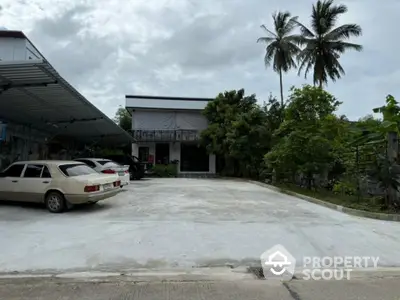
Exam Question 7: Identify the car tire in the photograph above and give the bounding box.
[88,201,98,205]
[45,191,66,213]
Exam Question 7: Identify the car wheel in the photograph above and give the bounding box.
[88,201,98,205]
[45,191,66,213]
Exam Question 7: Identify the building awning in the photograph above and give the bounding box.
[0,60,133,146]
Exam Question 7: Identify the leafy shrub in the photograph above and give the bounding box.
[152,164,178,177]
[332,181,356,195]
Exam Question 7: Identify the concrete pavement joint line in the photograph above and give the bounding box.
[249,180,400,222]
[283,282,302,300]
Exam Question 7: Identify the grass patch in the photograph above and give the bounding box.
[273,183,398,214]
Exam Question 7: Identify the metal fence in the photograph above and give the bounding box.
[132,130,201,142]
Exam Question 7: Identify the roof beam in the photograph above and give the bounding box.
[48,117,104,125]
[0,81,58,92]
[74,133,130,138]
[0,114,55,135]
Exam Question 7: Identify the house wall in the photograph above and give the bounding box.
[129,106,214,174]
[25,40,42,60]
[0,37,43,61]
[131,110,208,130]
[133,141,215,174]
[0,38,26,61]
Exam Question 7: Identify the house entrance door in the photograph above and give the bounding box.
[155,143,169,164]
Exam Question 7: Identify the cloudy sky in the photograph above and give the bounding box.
[0,0,397,120]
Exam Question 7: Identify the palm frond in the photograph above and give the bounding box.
[311,1,322,34]
[257,37,275,44]
[260,25,277,38]
[273,11,291,36]
[325,24,362,40]
[324,3,347,32]
[284,34,308,46]
[281,51,297,72]
[258,11,302,76]
[282,16,299,35]
[311,0,347,36]
[328,41,363,53]
[296,0,362,86]
[264,42,277,68]
[297,48,315,78]
[322,50,346,84]
[293,20,315,38]
[285,41,302,55]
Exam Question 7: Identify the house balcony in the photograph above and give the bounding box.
[132,129,202,142]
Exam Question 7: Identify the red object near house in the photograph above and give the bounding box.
[148,155,154,163]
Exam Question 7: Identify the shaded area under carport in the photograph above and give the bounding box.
[0,59,133,147]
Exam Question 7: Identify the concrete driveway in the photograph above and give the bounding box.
[0,178,400,273]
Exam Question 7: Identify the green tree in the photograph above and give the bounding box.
[295,0,362,87]
[227,106,270,178]
[263,94,285,132]
[113,106,131,132]
[201,89,270,178]
[257,11,302,105]
[265,85,341,187]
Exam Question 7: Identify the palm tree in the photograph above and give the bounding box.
[295,0,363,88]
[257,11,302,106]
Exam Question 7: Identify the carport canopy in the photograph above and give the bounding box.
[0,59,133,146]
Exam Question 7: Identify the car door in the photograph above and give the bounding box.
[18,164,51,203]
[0,164,26,201]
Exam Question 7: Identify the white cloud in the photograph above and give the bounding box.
[0,0,397,120]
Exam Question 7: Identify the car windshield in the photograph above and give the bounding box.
[59,164,98,177]
[97,160,114,166]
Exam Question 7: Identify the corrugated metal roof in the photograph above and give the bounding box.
[0,60,133,146]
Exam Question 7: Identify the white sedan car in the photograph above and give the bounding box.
[0,160,121,213]
[74,158,130,186]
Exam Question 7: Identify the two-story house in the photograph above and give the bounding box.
[125,95,216,176]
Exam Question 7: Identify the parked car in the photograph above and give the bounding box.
[0,160,121,213]
[74,158,130,186]
[103,154,146,180]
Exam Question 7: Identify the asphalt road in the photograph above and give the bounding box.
[0,178,400,274]
[1,273,400,300]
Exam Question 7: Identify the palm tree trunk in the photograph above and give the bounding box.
[279,68,284,106]
[319,79,323,89]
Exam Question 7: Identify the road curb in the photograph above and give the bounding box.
[249,180,400,222]
[0,267,255,282]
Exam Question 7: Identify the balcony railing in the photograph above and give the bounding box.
[132,130,201,142]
